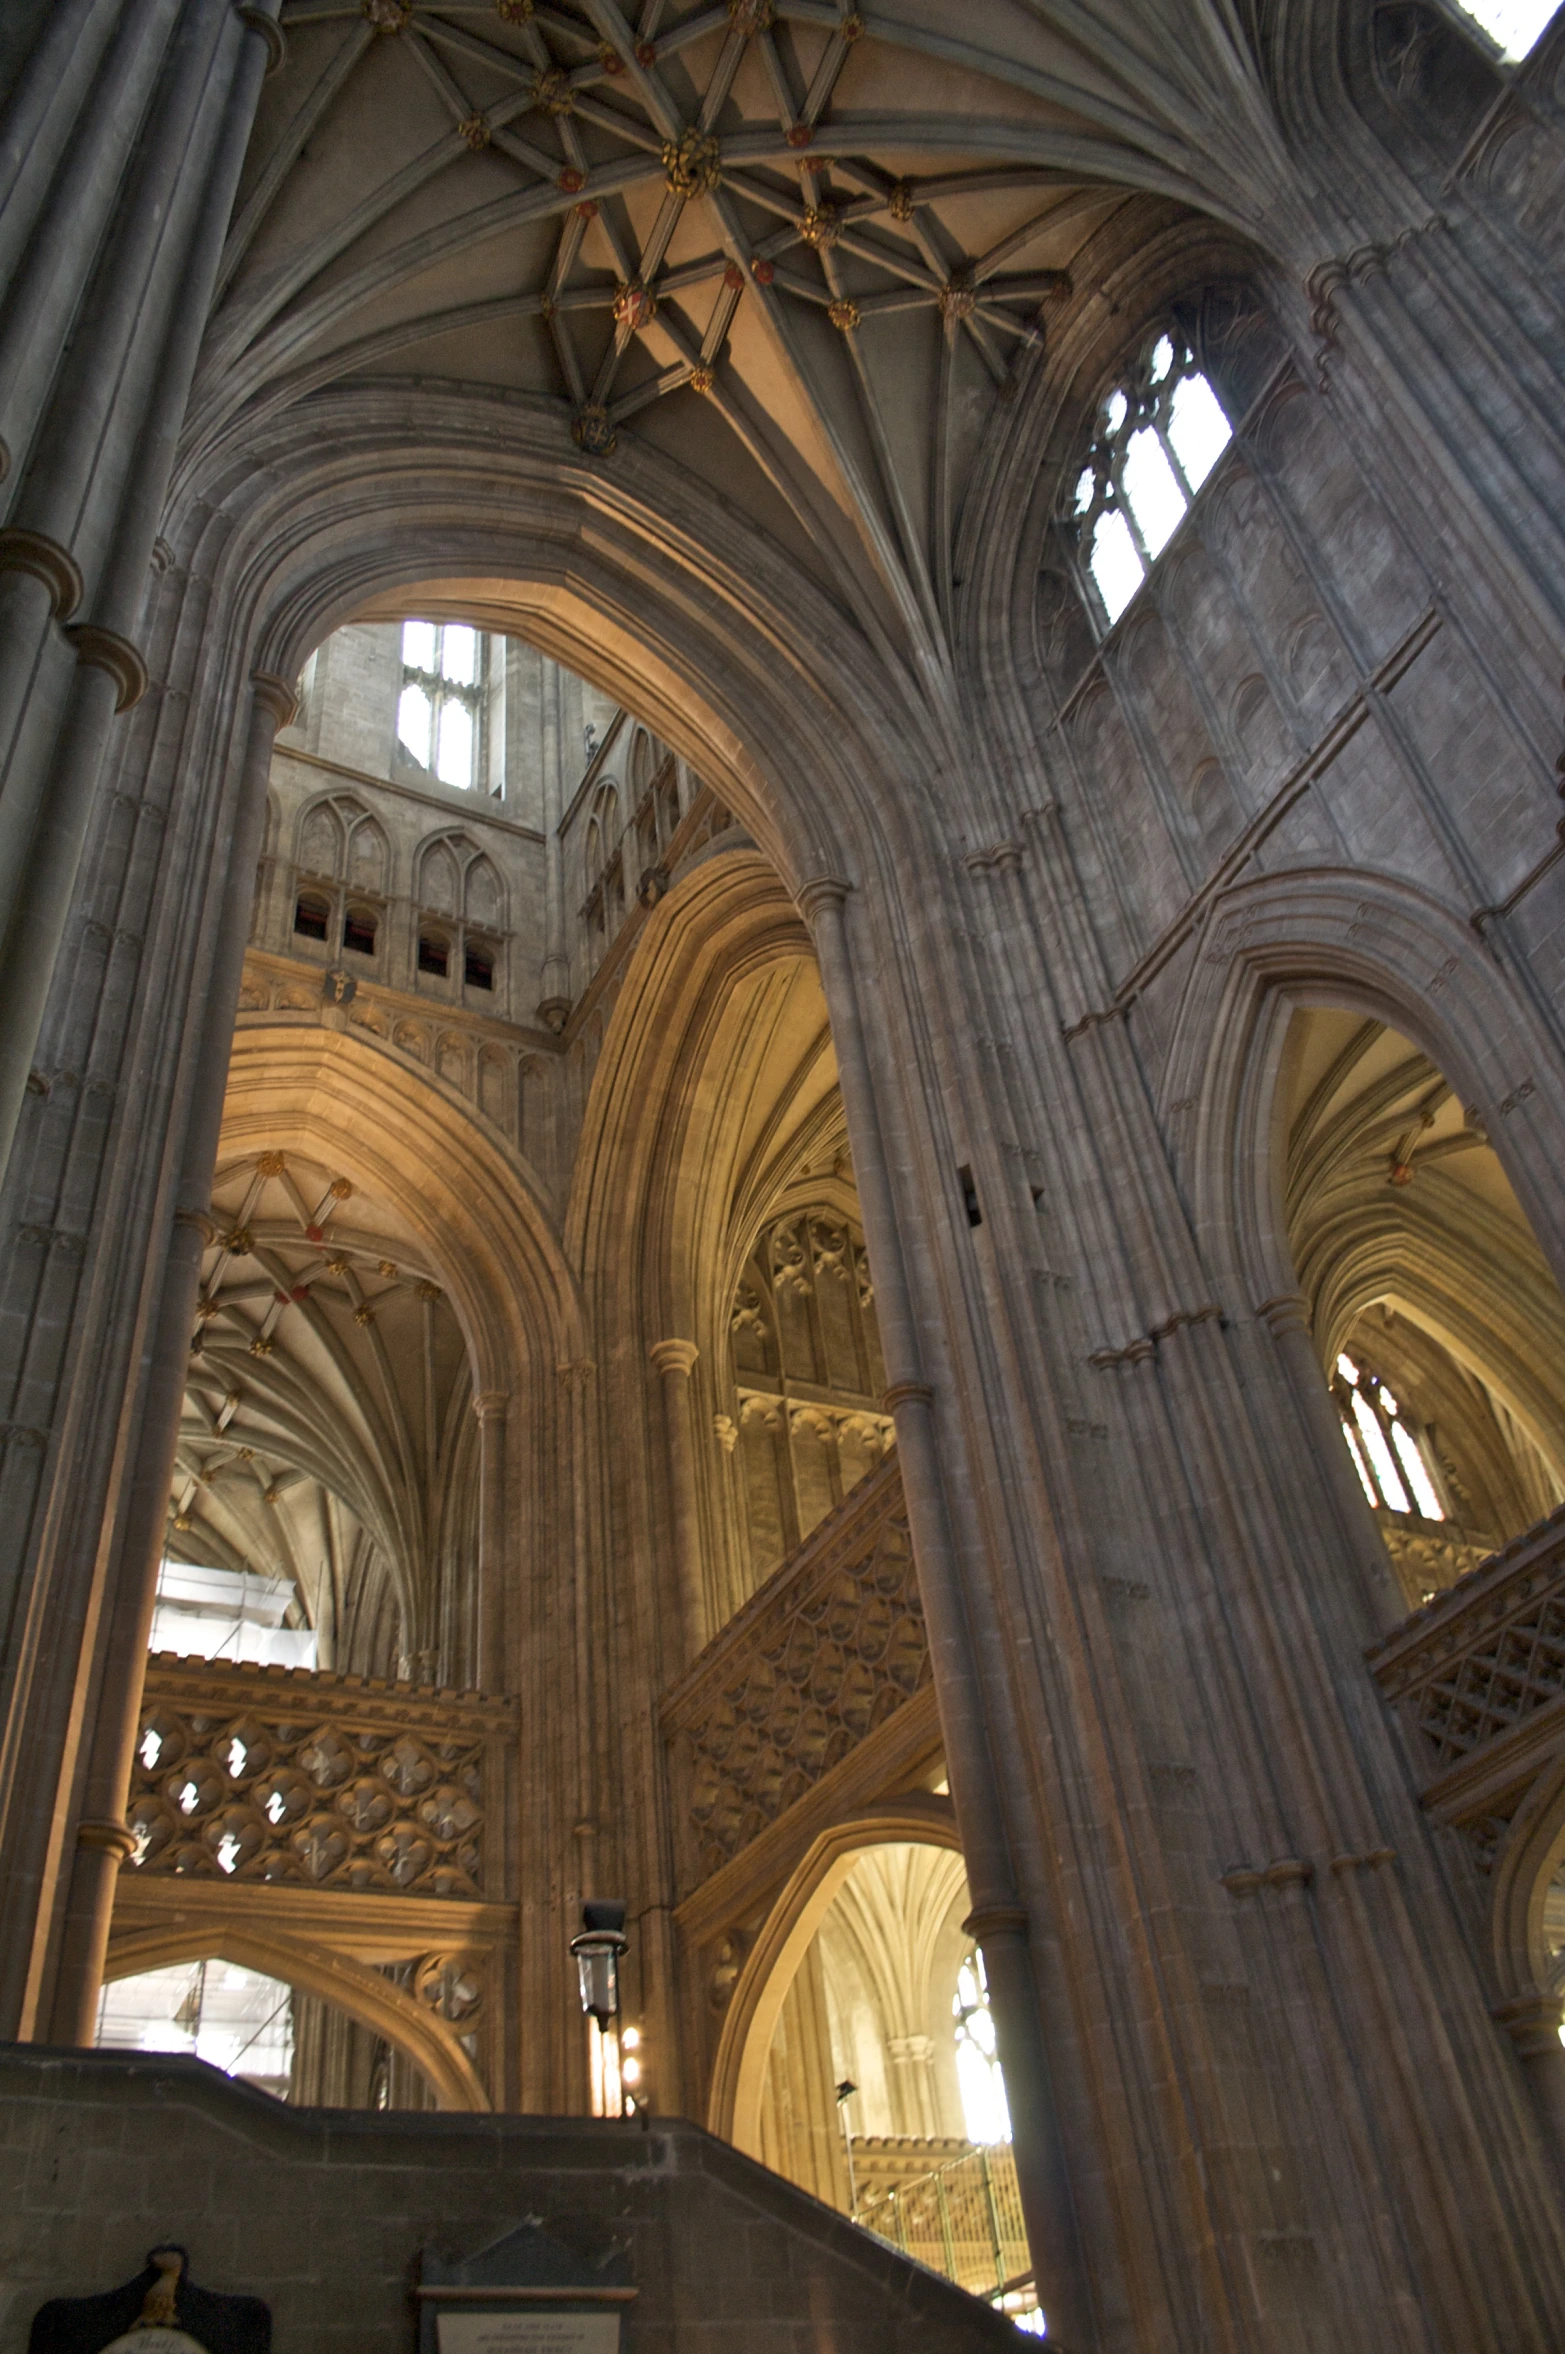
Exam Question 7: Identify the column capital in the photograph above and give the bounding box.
[795,874,852,930]
[68,624,148,713]
[250,669,299,726]
[1255,1292,1311,1339]
[235,2,288,73]
[962,1903,1030,1944]
[0,525,82,619]
[882,1379,935,1414]
[472,1389,510,1423]
[1492,1989,1565,2058]
[76,1819,137,1865]
[650,1337,699,1377]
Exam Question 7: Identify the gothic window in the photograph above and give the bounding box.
[952,1948,1011,2145]
[1333,1352,1447,1521]
[397,619,485,789]
[1067,331,1233,627]
[465,854,503,930]
[418,837,460,917]
[418,930,450,977]
[298,801,344,878]
[464,941,495,990]
[293,891,330,941]
[347,815,388,891]
[342,906,378,957]
[1452,0,1555,59]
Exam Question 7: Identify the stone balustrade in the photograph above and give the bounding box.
[127,1654,518,1899]
[661,1453,928,1885]
[1366,1503,1565,1806]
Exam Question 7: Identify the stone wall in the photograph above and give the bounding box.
[0,2047,1015,2354]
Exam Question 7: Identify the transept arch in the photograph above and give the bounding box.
[705,1796,964,2154]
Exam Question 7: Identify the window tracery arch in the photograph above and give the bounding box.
[1333,1351,1448,1524]
[397,619,487,791]
[1064,330,1234,628]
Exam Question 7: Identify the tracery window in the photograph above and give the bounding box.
[1067,331,1233,627]
[1333,1352,1447,1521]
[397,619,485,790]
[952,1947,1011,2146]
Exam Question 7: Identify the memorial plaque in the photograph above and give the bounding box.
[417,2223,633,2354]
[29,2247,268,2354]
[437,2318,620,2354]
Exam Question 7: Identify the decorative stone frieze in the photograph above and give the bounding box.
[662,1455,922,1875]
[126,1655,517,1900]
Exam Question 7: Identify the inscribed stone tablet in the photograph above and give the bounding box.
[436,2318,620,2354]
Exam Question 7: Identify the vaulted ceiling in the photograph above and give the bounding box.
[175,1147,474,1667]
[195,0,1312,667]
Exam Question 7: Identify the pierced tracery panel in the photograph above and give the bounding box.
[1368,1504,1565,1774]
[127,1657,516,1900]
[664,1456,923,1876]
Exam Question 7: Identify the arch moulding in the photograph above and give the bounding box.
[1155,865,1565,1307]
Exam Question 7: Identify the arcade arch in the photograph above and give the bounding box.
[1278,1004,1565,1606]
[97,1932,484,2111]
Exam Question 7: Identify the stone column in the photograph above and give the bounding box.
[797,874,1095,2350]
[537,660,571,1030]
[48,671,295,2045]
[0,0,282,1178]
[1493,1994,1565,2183]
[650,1339,707,1661]
[474,1391,510,1695]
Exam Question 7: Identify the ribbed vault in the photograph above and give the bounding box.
[190,0,1323,671]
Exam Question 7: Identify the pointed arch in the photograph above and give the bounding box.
[704,1794,962,2151]
[417,835,462,917]
[1158,866,1565,1311]
[102,1923,487,2110]
[296,797,346,880]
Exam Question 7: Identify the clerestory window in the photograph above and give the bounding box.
[1332,1352,1447,1521]
[397,619,485,790]
[1068,331,1232,628]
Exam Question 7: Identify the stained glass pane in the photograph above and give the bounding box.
[1089,509,1144,623]
[1123,426,1188,557]
[1391,1421,1444,1520]
[1342,1421,1378,1507]
[397,683,432,766]
[1352,1390,1410,1512]
[402,619,436,672]
[436,697,474,787]
[1166,371,1232,491]
[441,624,479,685]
